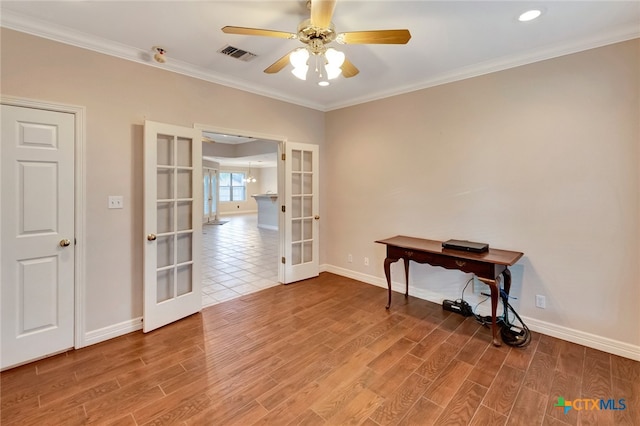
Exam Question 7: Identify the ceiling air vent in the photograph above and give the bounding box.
[218,45,257,62]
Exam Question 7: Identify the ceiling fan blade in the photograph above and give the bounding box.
[222,26,296,39]
[264,50,295,74]
[338,29,411,44]
[310,0,337,29]
[341,58,359,78]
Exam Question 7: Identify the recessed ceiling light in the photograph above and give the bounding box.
[518,9,542,22]
[318,81,330,87]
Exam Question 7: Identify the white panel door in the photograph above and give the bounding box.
[1,105,75,369]
[283,142,319,284]
[143,121,202,333]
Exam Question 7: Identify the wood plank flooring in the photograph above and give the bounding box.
[2,273,638,425]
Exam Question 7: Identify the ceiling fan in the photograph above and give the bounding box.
[221,0,411,83]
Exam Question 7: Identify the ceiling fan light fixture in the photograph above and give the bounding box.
[324,48,344,80]
[325,48,345,67]
[290,47,310,80]
[290,48,309,69]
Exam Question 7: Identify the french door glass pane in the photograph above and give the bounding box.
[157,134,173,166]
[157,269,174,303]
[157,202,174,234]
[177,233,193,264]
[292,150,301,172]
[292,173,302,195]
[177,201,192,231]
[157,235,174,268]
[303,241,312,262]
[177,170,192,198]
[177,265,193,296]
[302,196,312,217]
[176,137,192,167]
[292,242,302,265]
[292,197,301,219]
[157,169,173,199]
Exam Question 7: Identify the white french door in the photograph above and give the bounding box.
[1,105,75,369]
[143,121,202,333]
[203,167,218,223]
[282,142,320,284]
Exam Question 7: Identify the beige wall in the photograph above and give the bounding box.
[325,39,640,348]
[0,28,324,333]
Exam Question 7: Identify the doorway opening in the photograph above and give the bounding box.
[199,130,281,307]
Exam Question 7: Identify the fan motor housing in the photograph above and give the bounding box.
[297,19,336,44]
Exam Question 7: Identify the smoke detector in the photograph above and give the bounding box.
[152,46,167,64]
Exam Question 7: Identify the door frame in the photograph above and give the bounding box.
[1,95,87,349]
[194,123,287,283]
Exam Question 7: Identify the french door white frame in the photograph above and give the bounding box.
[1,95,87,350]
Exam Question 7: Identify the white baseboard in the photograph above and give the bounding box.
[323,264,640,361]
[83,317,143,347]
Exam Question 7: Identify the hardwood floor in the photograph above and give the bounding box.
[2,273,638,425]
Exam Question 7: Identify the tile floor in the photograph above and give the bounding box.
[201,213,280,307]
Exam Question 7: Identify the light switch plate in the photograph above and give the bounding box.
[108,195,124,209]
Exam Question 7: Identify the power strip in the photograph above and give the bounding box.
[442,299,473,317]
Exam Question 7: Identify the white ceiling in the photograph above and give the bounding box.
[2,1,639,112]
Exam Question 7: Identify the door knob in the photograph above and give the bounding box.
[147,234,157,241]
[59,239,71,247]
[314,215,320,220]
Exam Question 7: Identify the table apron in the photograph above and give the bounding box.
[387,246,506,281]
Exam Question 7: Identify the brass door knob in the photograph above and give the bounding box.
[314,215,320,220]
[147,234,157,241]
[59,239,71,247]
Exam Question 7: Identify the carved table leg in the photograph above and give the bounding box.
[403,258,410,297]
[479,276,502,347]
[384,257,399,309]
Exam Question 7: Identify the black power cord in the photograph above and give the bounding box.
[498,288,531,347]
[462,277,531,348]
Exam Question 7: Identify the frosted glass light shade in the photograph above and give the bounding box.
[290,48,310,68]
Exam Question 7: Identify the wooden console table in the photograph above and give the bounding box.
[376,235,523,346]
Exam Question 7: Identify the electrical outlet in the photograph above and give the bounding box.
[108,195,123,209]
[364,257,369,266]
[348,254,353,263]
[536,294,546,309]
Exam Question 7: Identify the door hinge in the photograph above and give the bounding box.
[281,257,286,264]
[281,205,286,213]
[281,153,286,161]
